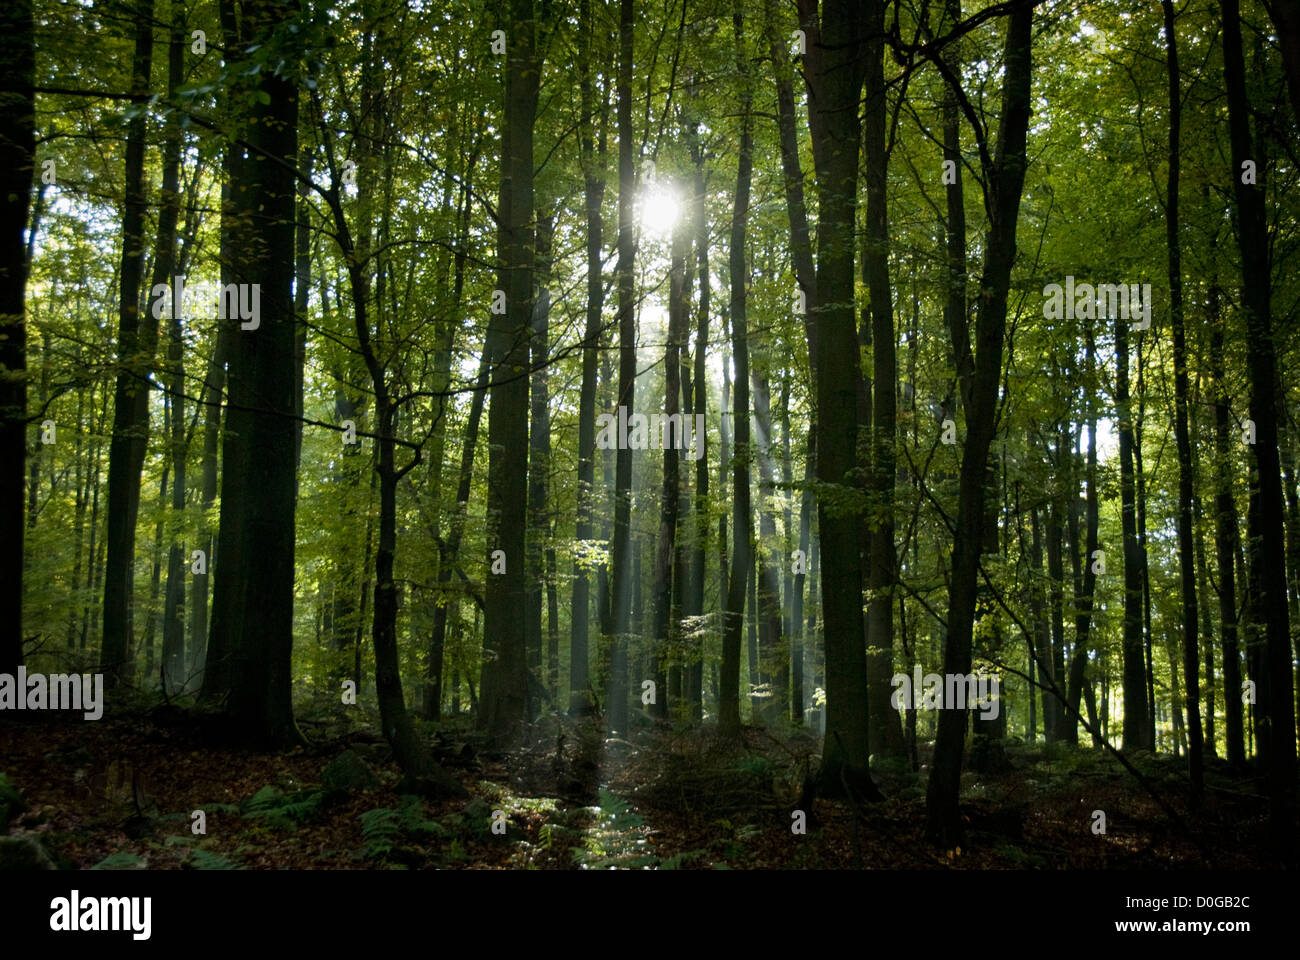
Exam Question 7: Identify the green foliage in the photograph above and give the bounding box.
[358,807,400,859]
[241,785,322,831]
[572,789,659,870]
[91,851,146,870]
[658,848,708,870]
[185,848,241,870]
[358,796,446,862]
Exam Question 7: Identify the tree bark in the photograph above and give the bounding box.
[0,0,34,675]
[863,2,904,757]
[926,0,1033,847]
[526,211,555,719]
[652,206,689,721]
[480,0,541,744]
[571,0,606,715]
[1163,0,1202,794]
[211,0,302,747]
[102,0,157,687]
[720,1,754,741]
[1117,282,1150,751]
[606,0,636,737]
[800,0,875,794]
[1220,0,1296,844]
[157,1,187,696]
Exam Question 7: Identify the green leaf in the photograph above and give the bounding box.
[91,851,146,870]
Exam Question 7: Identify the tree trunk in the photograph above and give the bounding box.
[652,206,689,721]
[210,0,302,747]
[1163,0,1202,793]
[102,0,157,687]
[526,211,555,719]
[800,0,875,794]
[1221,0,1296,844]
[926,0,1033,847]
[606,0,636,737]
[571,0,606,715]
[719,0,754,741]
[686,107,709,723]
[1066,318,1100,744]
[1117,287,1150,750]
[863,5,904,757]
[1045,474,1067,739]
[752,362,784,722]
[157,1,187,697]
[0,0,34,674]
[480,0,540,744]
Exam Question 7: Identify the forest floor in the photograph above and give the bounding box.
[0,698,1280,869]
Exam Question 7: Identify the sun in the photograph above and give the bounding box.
[638,182,681,238]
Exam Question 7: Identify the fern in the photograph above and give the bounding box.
[572,789,659,869]
[186,848,241,870]
[396,795,445,838]
[658,848,708,870]
[91,851,146,870]
[359,807,400,859]
[241,785,321,831]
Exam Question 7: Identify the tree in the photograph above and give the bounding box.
[719,0,754,741]
[926,0,1033,847]
[480,0,542,744]
[571,0,607,716]
[206,0,303,747]
[1162,0,1202,796]
[0,0,34,675]
[1220,0,1296,848]
[800,0,873,792]
[101,0,156,687]
[606,0,637,737]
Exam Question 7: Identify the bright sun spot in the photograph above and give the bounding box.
[638,183,680,238]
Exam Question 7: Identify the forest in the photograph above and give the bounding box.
[0,0,1297,875]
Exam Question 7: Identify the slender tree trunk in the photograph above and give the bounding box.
[719,0,754,741]
[189,324,226,692]
[102,0,157,686]
[717,314,731,722]
[652,208,689,721]
[926,0,1033,846]
[571,0,606,715]
[526,211,555,719]
[747,548,759,717]
[752,362,784,722]
[83,394,108,651]
[1030,498,1053,739]
[0,0,34,674]
[201,0,251,705]
[781,377,801,724]
[480,0,541,743]
[1163,0,1202,792]
[863,5,904,757]
[686,109,709,723]
[1045,475,1067,739]
[157,1,187,696]
[1209,273,1245,766]
[606,0,636,737]
[1135,338,1156,751]
[1221,0,1296,844]
[1117,293,1150,750]
[423,138,479,719]
[1195,490,1217,757]
[799,0,876,794]
[1066,319,1100,744]
[769,14,818,726]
